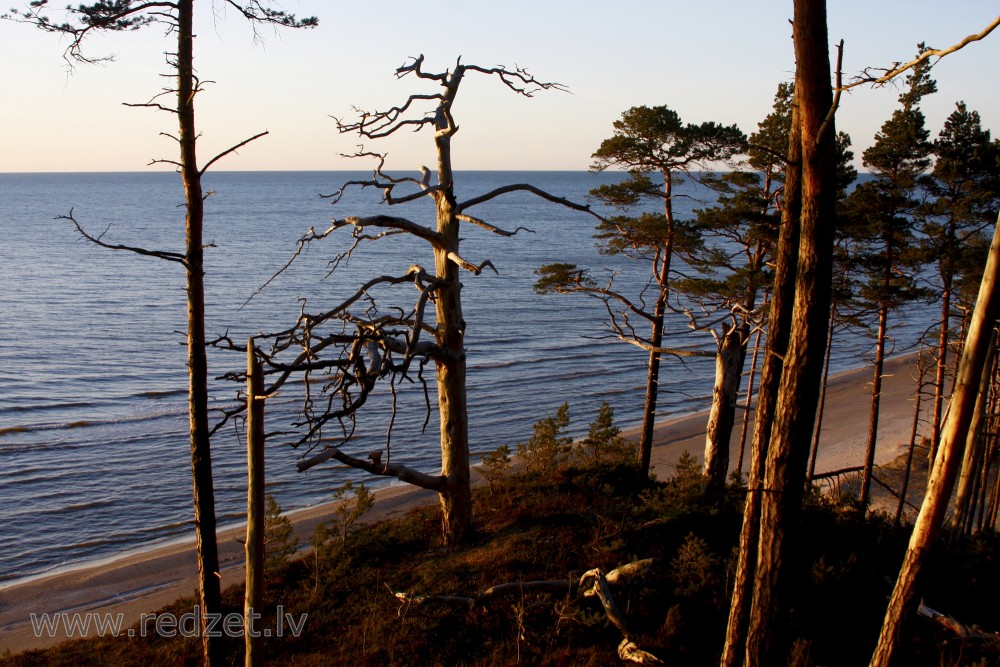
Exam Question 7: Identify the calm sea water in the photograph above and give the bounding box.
[0,171,928,582]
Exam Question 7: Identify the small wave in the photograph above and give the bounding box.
[0,400,98,414]
[138,388,187,399]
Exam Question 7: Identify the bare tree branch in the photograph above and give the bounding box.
[201,130,269,175]
[447,252,499,276]
[458,183,604,222]
[62,209,187,266]
[456,213,534,237]
[335,215,444,248]
[296,444,446,490]
[841,14,1000,90]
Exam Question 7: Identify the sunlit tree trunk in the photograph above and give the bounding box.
[950,328,997,533]
[720,107,803,667]
[705,323,745,489]
[737,323,764,475]
[743,0,837,661]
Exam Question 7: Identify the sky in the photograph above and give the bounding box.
[0,1,998,173]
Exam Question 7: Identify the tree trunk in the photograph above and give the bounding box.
[639,305,665,477]
[638,172,676,478]
[434,118,472,546]
[808,307,836,482]
[870,211,1000,667]
[950,327,997,533]
[720,103,803,667]
[860,305,889,505]
[929,287,952,464]
[178,3,222,662]
[705,323,744,490]
[244,339,265,667]
[737,324,764,475]
[743,1,837,662]
[895,357,928,527]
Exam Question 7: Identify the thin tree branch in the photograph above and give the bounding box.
[201,130,269,175]
[296,444,446,491]
[841,15,1000,90]
[63,210,187,266]
[458,184,604,222]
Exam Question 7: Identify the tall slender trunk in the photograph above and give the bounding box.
[895,353,929,527]
[639,172,675,477]
[433,97,472,546]
[244,340,265,667]
[975,392,1000,533]
[720,106,803,667]
[705,323,745,489]
[178,3,222,663]
[808,306,836,481]
[639,302,665,476]
[870,211,1000,667]
[950,328,997,533]
[860,305,889,505]
[736,324,764,475]
[743,2,837,661]
[929,287,952,463]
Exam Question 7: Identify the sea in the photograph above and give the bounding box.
[0,170,932,583]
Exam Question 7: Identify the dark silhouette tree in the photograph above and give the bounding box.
[6,2,316,663]
[535,105,746,478]
[236,56,598,547]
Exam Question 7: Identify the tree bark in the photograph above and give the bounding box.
[929,286,951,463]
[870,211,1000,667]
[895,359,927,527]
[433,89,472,546]
[860,305,889,505]
[737,324,764,475]
[950,327,997,533]
[720,104,803,667]
[244,339,265,667]
[807,306,836,482]
[743,1,837,662]
[638,172,675,477]
[705,323,744,489]
[178,2,222,662]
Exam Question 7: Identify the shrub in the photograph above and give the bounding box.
[517,402,572,476]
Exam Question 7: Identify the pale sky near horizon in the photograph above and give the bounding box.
[1,1,998,173]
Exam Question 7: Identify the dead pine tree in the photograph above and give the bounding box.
[233,56,600,547]
[6,3,317,664]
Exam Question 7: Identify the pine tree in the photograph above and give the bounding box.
[922,101,1000,463]
[843,48,936,505]
[536,105,746,478]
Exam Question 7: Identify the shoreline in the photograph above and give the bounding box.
[0,353,926,653]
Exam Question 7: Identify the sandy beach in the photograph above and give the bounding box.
[0,354,926,654]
